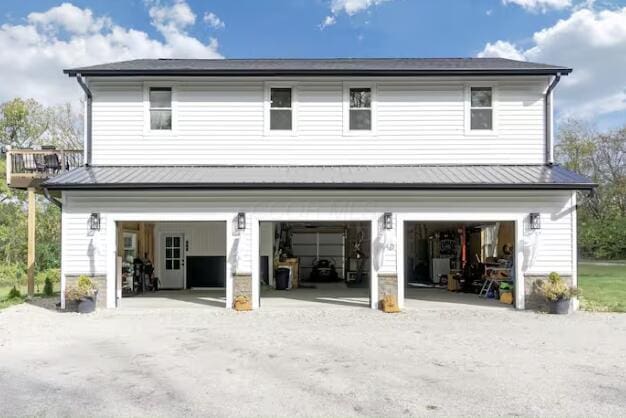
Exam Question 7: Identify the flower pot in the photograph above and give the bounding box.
[78,296,96,313]
[549,298,570,315]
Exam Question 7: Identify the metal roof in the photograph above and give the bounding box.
[64,58,571,77]
[43,165,595,190]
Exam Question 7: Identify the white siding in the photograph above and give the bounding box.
[89,77,549,165]
[62,189,574,281]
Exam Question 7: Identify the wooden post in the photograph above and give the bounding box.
[27,187,36,298]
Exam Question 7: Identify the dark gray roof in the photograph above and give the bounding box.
[64,58,571,77]
[44,165,594,190]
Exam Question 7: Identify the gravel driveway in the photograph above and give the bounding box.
[1,295,625,417]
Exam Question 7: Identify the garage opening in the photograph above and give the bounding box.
[259,221,371,308]
[115,221,226,307]
[404,221,516,307]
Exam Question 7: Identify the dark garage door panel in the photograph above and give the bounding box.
[186,256,226,288]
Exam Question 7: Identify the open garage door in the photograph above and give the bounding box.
[404,220,516,308]
[259,221,371,308]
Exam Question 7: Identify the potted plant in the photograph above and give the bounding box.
[64,275,98,313]
[536,272,579,314]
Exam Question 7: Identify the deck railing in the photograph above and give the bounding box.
[5,147,83,189]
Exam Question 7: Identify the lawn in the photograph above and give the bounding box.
[578,261,626,313]
[0,284,59,310]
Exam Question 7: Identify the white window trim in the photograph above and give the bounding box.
[465,83,497,136]
[143,83,178,136]
[264,82,297,136]
[343,82,376,136]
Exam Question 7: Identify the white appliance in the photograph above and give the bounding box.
[431,258,450,284]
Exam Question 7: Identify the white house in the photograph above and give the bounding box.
[43,58,595,311]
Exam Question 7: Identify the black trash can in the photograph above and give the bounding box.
[275,268,290,290]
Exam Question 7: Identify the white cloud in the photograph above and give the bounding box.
[502,0,572,13]
[319,15,336,29]
[330,0,391,15]
[148,0,196,31]
[0,1,222,105]
[320,0,392,27]
[478,7,626,119]
[478,40,526,60]
[28,2,111,34]
[203,12,225,29]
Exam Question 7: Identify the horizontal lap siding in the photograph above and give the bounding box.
[62,190,573,277]
[89,78,548,165]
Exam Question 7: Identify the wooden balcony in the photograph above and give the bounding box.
[5,147,83,189]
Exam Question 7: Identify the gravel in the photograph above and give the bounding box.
[1,297,625,417]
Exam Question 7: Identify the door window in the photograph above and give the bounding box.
[165,235,181,270]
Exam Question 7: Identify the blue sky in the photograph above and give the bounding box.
[0,0,625,130]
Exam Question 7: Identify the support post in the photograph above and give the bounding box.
[27,187,36,298]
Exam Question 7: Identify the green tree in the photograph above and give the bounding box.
[0,97,80,289]
[556,119,626,259]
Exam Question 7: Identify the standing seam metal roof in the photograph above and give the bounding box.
[43,165,595,190]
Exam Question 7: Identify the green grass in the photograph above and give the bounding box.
[578,262,626,313]
[0,284,59,310]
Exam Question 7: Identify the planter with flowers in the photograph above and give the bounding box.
[65,275,99,313]
[536,272,579,314]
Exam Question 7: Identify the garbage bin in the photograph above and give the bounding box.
[275,267,290,290]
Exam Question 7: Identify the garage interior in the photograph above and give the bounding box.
[404,221,516,307]
[259,221,371,307]
[115,221,226,306]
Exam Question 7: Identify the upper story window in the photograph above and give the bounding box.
[270,87,292,130]
[470,87,493,130]
[149,87,172,130]
[349,88,371,130]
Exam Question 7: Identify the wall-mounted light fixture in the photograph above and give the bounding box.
[89,212,100,231]
[383,212,393,230]
[237,212,246,230]
[529,212,541,230]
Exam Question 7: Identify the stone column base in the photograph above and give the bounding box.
[378,273,400,312]
[233,273,253,311]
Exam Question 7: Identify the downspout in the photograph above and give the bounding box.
[43,187,62,209]
[545,73,561,165]
[76,74,93,166]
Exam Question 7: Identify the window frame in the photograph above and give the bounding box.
[144,83,177,135]
[264,82,297,136]
[465,83,497,135]
[343,82,376,136]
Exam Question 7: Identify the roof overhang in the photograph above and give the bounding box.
[43,165,597,191]
[64,68,571,77]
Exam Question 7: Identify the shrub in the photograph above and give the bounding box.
[35,268,60,292]
[536,272,580,302]
[7,286,22,299]
[65,275,97,302]
[43,277,54,296]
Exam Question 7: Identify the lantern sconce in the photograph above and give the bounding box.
[529,212,541,230]
[383,212,393,230]
[237,212,246,230]
[89,212,100,231]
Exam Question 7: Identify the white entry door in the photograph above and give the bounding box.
[161,233,184,289]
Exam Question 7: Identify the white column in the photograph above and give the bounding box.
[515,217,525,310]
[251,216,260,309]
[225,217,234,309]
[369,218,378,309]
[396,217,405,309]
